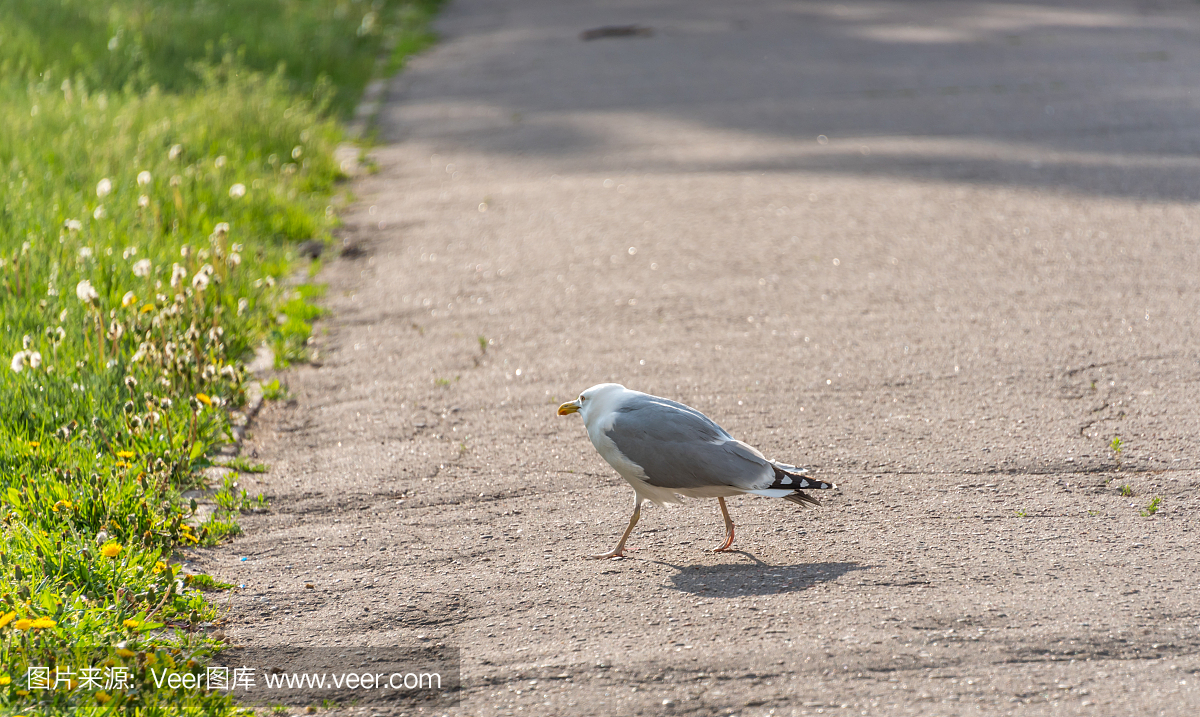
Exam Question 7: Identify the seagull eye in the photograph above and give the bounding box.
[579,395,586,402]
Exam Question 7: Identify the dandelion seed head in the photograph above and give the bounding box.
[137,170,152,186]
[237,297,248,316]
[65,219,83,232]
[93,205,106,220]
[78,247,93,259]
[122,291,137,307]
[213,222,230,236]
[10,352,26,373]
[76,279,99,303]
[28,352,41,369]
[169,144,183,161]
[132,258,152,277]
[228,252,241,267]
[292,145,303,159]
[22,335,31,350]
[214,155,227,169]
[170,263,187,288]
[192,272,210,291]
[122,246,138,259]
[138,194,150,208]
[96,178,112,198]
[229,183,246,199]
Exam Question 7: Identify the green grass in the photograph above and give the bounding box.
[225,457,268,475]
[0,0,443,118]
[1141,496,1162,517]
[0,1,442,713]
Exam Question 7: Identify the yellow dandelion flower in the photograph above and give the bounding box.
[52,500,73,512]
[115,647,136,658]
[16,689,29,696]
[140,304,155,314]
[123,619,140,628]
[0,611,15,628]
[100,543,122,558]
[28,441,39,448]
[144,653,157,667]
[153,561,168,573]
[114,461,129,468]
[179,532,199,544]
[95,691,111,704]
[195,393,212,406]
[0,675,9,685]
[116,450,135,458]
[30,617,56,629]
[12,619,32,630]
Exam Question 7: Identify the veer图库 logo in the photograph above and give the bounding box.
[11,645,458,709]
[213,644,460,707]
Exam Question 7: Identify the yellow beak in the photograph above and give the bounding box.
[557,400,580,415]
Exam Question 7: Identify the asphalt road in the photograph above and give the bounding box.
[203,1,1200,715]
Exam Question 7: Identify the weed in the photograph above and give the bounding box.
[227,456,269,474]
[188,574,235,592]
[1120,484,1134,497]
[1014,509,1027,517]
[214,476,269,512]
[1141,496,1162,516]
[262,378,290,400]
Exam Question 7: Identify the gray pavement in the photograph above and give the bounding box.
[205,1,1200,715]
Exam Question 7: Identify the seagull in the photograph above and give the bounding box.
[557,383,835,558]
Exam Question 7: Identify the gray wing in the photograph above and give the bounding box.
[605,396,774,491]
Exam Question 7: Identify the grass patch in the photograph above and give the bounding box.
[226,457,269,474]
[261,378,289,401]
[0,1,442,713]
[0,0,443,118]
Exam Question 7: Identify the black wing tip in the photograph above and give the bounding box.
[771,463,836,491]
[783,490,821,508]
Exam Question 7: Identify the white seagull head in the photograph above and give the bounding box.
[557,383,629,427]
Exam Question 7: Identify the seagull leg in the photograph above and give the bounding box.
[587,497,642,559]
[711,497,736,552]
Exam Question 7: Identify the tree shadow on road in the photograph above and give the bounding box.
[399,0,1200,203]
[653,558,871,597]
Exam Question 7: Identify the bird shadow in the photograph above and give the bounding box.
[650,558,871,597]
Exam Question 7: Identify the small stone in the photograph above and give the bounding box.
[297,240,324,259]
